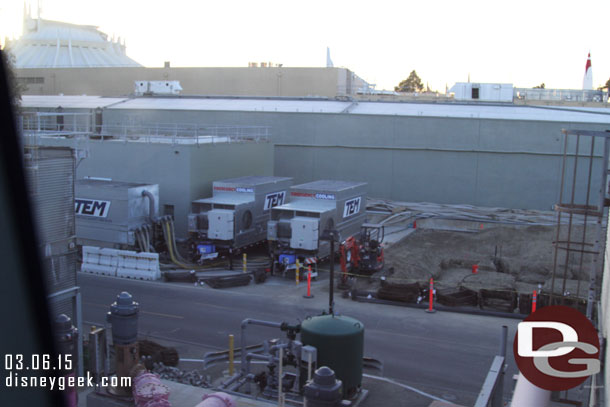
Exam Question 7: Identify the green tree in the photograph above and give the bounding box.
[395,70,424,93]
[1,50,26,111]
[597,78,610,91]
[533,83,545,89]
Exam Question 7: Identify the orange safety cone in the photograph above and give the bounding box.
[304,265,314,299]
[532,290,537,313]
[425,278,436,313]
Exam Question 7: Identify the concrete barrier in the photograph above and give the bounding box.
[81,246,118,276]
[81,246,160,280]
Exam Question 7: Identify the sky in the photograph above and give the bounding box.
[1,0,609,91]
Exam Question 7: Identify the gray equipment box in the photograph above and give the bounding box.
[188,176,293,249]
[75,179,159,248]
[268,180,367,258]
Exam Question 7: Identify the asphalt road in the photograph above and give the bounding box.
[79,272,521,406]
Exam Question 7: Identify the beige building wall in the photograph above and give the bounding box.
[15,66,356,98]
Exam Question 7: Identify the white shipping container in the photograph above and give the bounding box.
[134,80,183,96]
[449,82,513,102]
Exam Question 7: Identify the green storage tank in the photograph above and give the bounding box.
[300,314,364,398]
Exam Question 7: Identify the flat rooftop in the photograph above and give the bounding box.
[215,176,292,186]
[273,199,336,213]
[76,178,154,188]
[21,95,610,124]
[293,179,367,192]
[195,195,254,205]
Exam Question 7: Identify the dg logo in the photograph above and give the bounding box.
[513,305,600,391]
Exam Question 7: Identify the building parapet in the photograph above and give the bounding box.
[19,112,271,147]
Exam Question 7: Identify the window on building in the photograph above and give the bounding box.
[471,87,479,99]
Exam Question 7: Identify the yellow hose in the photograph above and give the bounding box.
[161,218,226,270]
[163,220,191,269]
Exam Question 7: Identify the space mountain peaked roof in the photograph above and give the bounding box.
[583,52,593,90]
[5,10,141,68]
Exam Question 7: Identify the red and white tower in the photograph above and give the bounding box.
[583,52,593,90]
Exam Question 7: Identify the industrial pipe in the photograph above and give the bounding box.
[161,217,193,269]
[240,319,283,375]
[142,224,152,252]
[278,347,284,407]
[219,373,243,390]
[169,219,189,263]
[132,367,171,407]
[244,343,288,375]
[196,392,236,407]
[106,292,140,396]
[160,217,223,269]
[142,190,156,222]
[510,373,550,407]
[246,352,277,364]
[135,228,146,253]
[227,374,254,392]
[289,341,303,394]
[320,229,339,314]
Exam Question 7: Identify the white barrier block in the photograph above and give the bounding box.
[81,246,117,276]
[81,246,160,280]
[82,263,116,276]
[117,267,159,280]
[116,251,160,280]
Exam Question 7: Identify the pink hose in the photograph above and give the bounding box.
[133,372,171,407]
[195,392,236,407]
[63,372,77,407]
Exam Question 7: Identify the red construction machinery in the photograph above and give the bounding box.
[340,223,385,283]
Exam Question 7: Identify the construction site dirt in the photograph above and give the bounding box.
[352,221,604,314]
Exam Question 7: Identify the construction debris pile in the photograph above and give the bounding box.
[151,362,210,388]
[138,341,209,388]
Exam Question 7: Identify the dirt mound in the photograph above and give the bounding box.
[461,271,516,292]
[384,224,597,292]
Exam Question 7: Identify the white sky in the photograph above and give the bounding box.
[1,0,609,91]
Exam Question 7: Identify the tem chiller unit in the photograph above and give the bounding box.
[75,178,159,251]
[187,176,293,264]
[267,180,367,278]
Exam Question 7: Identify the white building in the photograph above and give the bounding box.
[5,11,141,68]
[448,82,514,102]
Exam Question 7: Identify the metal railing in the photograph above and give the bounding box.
[19,112,271,147]
[96,122,270,145]
[474,326,508,407]
[514,88,607,103]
